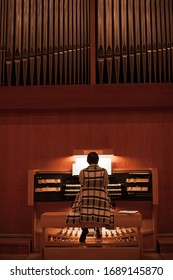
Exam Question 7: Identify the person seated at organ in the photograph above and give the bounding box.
[66,151,114,242]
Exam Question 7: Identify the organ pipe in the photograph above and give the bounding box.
[165,0,171,82]
[161,0,167,82]
[54,0,59,85]
[151,0,157,83]
[121,0,128,83]
[105,0,113,84]
[83,0,87,84]
[80,0,84,84]
[64,0,69,85]
[134,0,141,83]
[97,0,105,84]
[69,0,73,85]
[140,0,147,83]
[14,0,22,86]
[36,0,42,85]
[128,0,135,83]
[169,0,173,81]
[113,0,120,83]
[0,0,2,85]
[48,0,54,85]
[43,0,48,85]
[0,0,7,85]
[73,0,77,84]
[22,0,29,86]
[146,0,152,83]
[87,0,90,83]
[6,0,15,86]
[156,0,162,82]
[77,0,81,84]
[59,0,64,85]
[29,0,36,85]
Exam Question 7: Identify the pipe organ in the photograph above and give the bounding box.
[0,0,173,86]
[28,168,158,259]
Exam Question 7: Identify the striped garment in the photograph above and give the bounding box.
[66,164,114,228]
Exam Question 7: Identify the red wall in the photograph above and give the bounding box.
[0,84,173,235]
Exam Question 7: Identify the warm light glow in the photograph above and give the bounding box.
[72,154,113,175]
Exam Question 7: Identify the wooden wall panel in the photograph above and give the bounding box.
[0,103,173,235]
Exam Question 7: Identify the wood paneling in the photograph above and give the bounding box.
[0,91,173,234]
[0,84,173,111]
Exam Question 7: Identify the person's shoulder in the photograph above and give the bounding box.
[97,166,107,171]
[79,167,87,174]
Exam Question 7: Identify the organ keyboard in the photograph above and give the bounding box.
[33,170,153,202]
[46,227,138,247]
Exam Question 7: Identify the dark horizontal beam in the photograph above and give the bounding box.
[0,84,173,112]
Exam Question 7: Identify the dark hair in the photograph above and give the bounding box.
[87,152,99,164]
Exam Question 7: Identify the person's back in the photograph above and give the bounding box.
[66,152,114,242]
[78,164,112,225]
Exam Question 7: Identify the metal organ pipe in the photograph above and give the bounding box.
[128,0,135,83]
[113,0,120,83]
[134,0,141,83]
[36,0,42,86]
[77,0,81,84]
[6,0,15,86]
[140,0,147,83]
[83,0,88,84]
[59,0,64,85]
[0,0,7,86]
[54,0,59,85]
[121,0,128,83]
[151,0,157,83]
[64,0,69,85]
[170,0,173,82]
[73,0,77,84]
[48,0,54,85]
[97,0,105,84]
[156,0,163,83]
[14,0,22,86]
[68,0,73,85]
[161,0,167,83]
[87,0,90,83]
[22,0,29,86]
[146,0,152,83]
[80,0,84,84]
[29,0,36,86]
[105,0,113,84]
[43,0,48,86]
[165,0,171,83]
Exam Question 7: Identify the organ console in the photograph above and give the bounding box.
[28,168,159,259]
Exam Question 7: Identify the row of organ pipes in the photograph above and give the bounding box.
[0,0,173,86]
[0,0,90,86]
[97,0,173,83]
